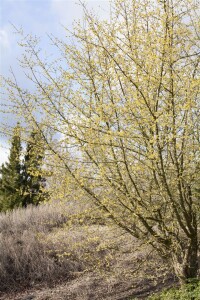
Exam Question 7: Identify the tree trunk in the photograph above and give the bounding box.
[174,236,199,284]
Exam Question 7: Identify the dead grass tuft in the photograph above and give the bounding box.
[0,202,83,292]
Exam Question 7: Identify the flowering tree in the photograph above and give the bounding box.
[3,0,200,283]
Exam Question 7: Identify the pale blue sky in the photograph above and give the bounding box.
[0,0,109,164]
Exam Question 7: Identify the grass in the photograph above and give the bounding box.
[147,280,200,300]
[0,200,127,292]
[0,200,177,298]
[0,201,78,292]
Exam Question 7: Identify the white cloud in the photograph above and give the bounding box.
[0,28,10,50]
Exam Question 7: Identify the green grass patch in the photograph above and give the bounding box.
[148,280,200,300]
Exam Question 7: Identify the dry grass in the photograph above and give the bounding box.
[0,200,174,298]
[0,200,87,292]
[0,200,111,292]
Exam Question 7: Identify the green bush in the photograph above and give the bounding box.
[149,281,200,300]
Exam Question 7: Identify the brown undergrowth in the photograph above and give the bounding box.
[0,201,175,299]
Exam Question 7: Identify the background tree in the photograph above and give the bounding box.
[2,0,200,284]
[21,129,49,207]
[0,123,22,211]
[0,126,49,210]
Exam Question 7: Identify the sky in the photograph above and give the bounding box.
[0,0,110,165]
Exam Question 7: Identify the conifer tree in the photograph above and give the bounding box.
[0,123,22,211]
[21,129,48,206]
